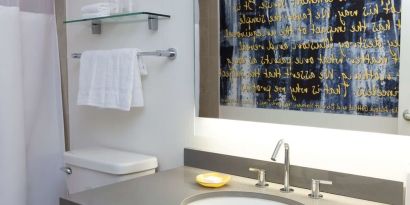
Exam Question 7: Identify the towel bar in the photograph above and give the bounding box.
[71,48,177,60]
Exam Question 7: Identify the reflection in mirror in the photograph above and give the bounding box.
[195,0,401,135]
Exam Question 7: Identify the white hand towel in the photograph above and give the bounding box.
[81,3,119,14]
[406,164,410,205]
[136,49,148,76]
[131,50,148,107]
[77,49,140,111]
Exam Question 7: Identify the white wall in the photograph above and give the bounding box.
[191,117,410,182]
[66,0,194,171]
[65,0,410,185]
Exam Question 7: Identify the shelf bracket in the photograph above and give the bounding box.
[91,20,102,35]
[148,15,158,31]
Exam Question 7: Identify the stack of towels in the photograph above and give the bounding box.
[81,3,119,18]
[77,49,147,111]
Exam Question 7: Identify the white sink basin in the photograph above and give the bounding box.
[182,191,304,205]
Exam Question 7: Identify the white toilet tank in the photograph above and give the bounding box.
[64,147,158,194]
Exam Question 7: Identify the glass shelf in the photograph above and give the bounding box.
[64,12,171,34]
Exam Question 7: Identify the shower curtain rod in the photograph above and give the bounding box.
[71,48,177,60]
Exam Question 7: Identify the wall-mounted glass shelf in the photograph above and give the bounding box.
[64,12,171,34]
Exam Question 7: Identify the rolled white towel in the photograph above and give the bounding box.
[81,3,119,14]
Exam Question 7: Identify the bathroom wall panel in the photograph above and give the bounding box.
[55,0,70,151]
[66,0,194,171]
[198,0,219,118]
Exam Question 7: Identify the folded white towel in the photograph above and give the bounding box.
[82,11,110,19]
[77,48,147,111]
[81,3,119,14]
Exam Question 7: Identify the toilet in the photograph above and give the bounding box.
[63,147,158,194]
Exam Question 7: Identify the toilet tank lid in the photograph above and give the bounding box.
[64,147,158,175]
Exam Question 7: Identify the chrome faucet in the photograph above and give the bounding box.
[271,139,294,193]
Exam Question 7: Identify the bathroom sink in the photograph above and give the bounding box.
[181,191,304,205]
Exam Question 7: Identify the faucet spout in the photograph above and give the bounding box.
[271,139,283,161]
[271,139,294,193]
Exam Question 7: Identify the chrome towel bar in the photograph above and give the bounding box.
[71,48,177,60]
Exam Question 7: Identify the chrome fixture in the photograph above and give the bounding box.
[308,179,333,199]
[249,168,268,188]
[148,15,159,30]
[91,20,102,34]
[271,139,294,193]
[71,48,177,60]
[60,167,72,175]
[403,110,410,121]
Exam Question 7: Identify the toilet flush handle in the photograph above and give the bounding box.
[403,110,410,121]
[60,167,72,175]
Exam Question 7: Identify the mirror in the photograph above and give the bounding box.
[195,0,401,135]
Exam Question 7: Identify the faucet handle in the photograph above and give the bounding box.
[249,168,269,188]
[308,179,333,199]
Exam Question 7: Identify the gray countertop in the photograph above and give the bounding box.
[61,166,386,205]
